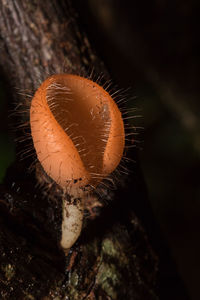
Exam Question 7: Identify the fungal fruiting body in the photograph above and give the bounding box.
[30,74,125,249]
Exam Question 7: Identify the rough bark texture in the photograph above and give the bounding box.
[0,1,186,299]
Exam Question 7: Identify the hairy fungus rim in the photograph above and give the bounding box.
[30,74,125,190]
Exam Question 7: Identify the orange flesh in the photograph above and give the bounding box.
[30,74,125,190]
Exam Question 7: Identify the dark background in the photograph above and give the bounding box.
[0,1,199,299]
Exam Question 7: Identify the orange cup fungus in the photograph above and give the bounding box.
[30,74,125,192]
[30,74,125,249]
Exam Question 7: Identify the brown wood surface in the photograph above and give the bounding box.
[0,1,182,299]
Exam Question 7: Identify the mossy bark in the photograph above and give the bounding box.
[0,1,180,299]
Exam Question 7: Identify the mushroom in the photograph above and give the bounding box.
[30,74,125,249]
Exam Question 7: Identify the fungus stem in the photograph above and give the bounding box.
[60,196,83,250]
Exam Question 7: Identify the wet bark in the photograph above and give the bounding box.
[0,1,185,299]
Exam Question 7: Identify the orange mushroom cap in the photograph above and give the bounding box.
[30,74,125,191]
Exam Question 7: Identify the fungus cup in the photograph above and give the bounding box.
[30,74,125,249]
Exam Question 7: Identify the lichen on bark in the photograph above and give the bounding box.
[0,1,159,299]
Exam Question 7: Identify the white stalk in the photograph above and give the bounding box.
[60,196,83,250]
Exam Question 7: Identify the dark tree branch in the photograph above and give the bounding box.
[0,1,184,299]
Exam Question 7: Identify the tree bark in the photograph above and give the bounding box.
[0,1,186,299]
